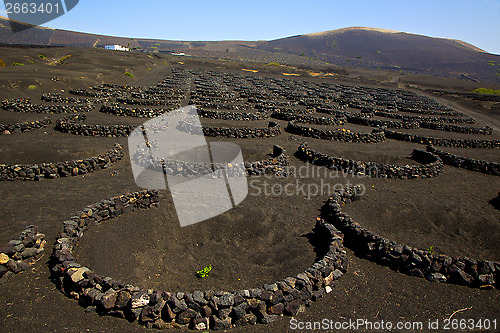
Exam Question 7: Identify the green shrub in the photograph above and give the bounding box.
[39,55,45,59]
[473,88,500,95]
[267,62,280,67]
[196,264,212,278]
[0,58,5,66]
[12,62,24,66]
[27,85,37,90]
[124,72,134,78]
[58,55,72,64]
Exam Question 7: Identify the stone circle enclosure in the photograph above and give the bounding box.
[50,190,348,330]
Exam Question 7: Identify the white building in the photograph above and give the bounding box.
[105,45,129,51]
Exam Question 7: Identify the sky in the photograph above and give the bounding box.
[1,0,499,54]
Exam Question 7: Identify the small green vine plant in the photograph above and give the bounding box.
[196,264,212,278]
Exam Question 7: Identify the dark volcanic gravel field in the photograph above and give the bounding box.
[0,47,498,333]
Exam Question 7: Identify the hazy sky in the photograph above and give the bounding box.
[1,0,499,54]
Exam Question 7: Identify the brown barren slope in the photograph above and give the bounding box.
[1,17,500,82]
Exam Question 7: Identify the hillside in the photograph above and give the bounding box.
[1,17,499,83]
[255,27,500,83]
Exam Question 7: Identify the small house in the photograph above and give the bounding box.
[105,45,129,51]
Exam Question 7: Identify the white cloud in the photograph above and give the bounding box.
[0,8,7,17]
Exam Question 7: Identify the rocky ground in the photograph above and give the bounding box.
[0,46,499,332]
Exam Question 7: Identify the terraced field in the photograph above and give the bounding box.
[1,62,499,332]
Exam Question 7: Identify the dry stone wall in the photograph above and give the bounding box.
[49,190,348,330]
[41,93,107,104]
[0,144,123,181]
[131,144,290,178]
[321,187,499,289]
[426,145,500,176]
[55,114,136,137]
[295,143,444,179]
[286,121,385,143]
[100,104,176,118]
[198,109,269,121]
[0,225,46,284]
[384,130,500,148]
[178,120,282,139]
[271,111,345,125]
[0,117,52,135]
[2,98,94,114]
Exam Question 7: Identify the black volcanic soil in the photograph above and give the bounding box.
[0,46,499,333]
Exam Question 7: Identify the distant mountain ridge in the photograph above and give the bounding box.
[1,16,499,83]
[304,27,486,53]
